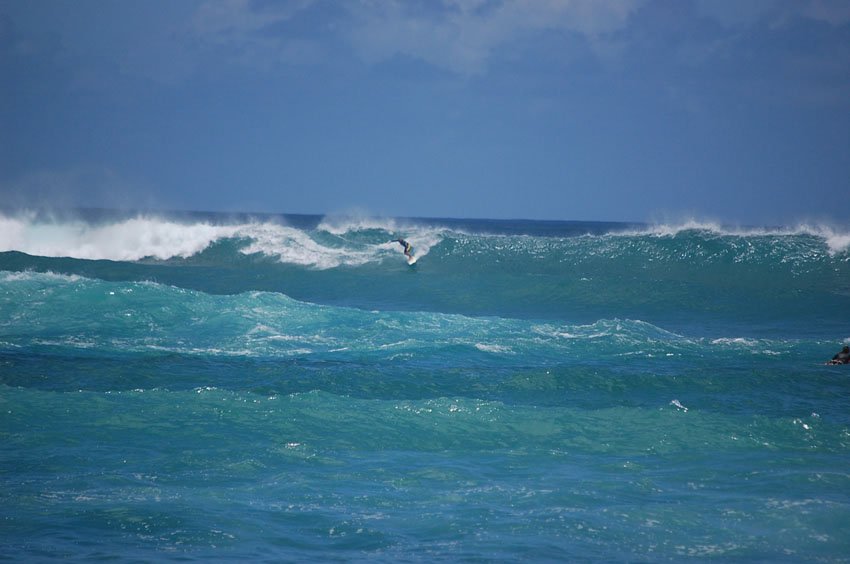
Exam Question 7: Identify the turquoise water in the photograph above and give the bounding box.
[2,210,849,561]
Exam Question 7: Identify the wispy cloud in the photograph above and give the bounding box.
[344,0,646,74]
[181,0,647,75]
[180,0,850,79]
[5,0,847,83]
[695,0,850,28]
[192,0,313,37]
[190,0,323,69]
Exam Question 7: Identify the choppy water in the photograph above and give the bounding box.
[2,209,849,561]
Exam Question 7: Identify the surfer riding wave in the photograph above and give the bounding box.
[827,345,850,365]
[394,238,414,260]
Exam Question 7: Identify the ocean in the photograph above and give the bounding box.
[1,208,849,561]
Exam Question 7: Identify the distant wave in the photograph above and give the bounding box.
[615,220,850,254]
[1,269,83,283]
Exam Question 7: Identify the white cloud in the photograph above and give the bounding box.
[185,0,647,75]
[190,0,321,68]
[192,0,315,38]
[346,0,645,74]
[179,0,850,78]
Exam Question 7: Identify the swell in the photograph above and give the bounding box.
[0,271,834,360]
[5,381,848,562]
[4,384,845,459]
[2,272,846,422]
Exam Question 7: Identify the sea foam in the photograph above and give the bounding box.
[0,213,239,261]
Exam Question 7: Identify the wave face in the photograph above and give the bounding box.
[2,209,850,561]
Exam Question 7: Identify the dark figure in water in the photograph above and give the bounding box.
[395,238,414,259]
[828,345,850,365]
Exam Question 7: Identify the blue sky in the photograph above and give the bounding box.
[2,0,849,224]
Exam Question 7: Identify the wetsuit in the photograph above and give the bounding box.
[396,239,413,256]
[831,348,850,364]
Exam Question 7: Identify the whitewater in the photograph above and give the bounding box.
[2,208,849,561]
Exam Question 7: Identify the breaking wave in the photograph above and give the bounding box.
[0,211,445,268]
[1,212,848,269]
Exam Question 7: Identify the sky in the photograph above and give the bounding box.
[1,0,849,225]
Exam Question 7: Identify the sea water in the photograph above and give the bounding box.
[1,209,849,561]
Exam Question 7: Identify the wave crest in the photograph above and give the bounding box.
[0,213,240,261]
[238,223,380,268]
[2,212,846,270]
[616,219,850,253]
[0,212,446,268]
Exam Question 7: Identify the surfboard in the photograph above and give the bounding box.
[407,255,418,266]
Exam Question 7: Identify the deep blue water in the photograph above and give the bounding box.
[2,209,849,561]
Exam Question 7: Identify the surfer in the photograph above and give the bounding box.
[827,345,850,365]
[394,238,414,260]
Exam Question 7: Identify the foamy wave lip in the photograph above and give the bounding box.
[826,233,850,254]
[711,337,759,347]
[615,218,850,252]
[1,270,83,283]
[626,219,727,237]
[237,223,379,268]
[0,210,444,268]
[237,220,442,268]
[534,318,686,342]
[0,212,389,267]
[617,219,788,238]
[474,342,513,354]
[792,224,850,254]
[0,213,241,261]
[317,214,447,264]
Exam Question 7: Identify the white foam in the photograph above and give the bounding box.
[774,222,850,254]
[620,219,727,237]
[0,213,240,261]
[711,337,759,347]
[0,270,83,283]
[474,342,512,354]
[670,399,688,412]
[237,223,376,268]
[813,228,850,255]
[319,214,446,262]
